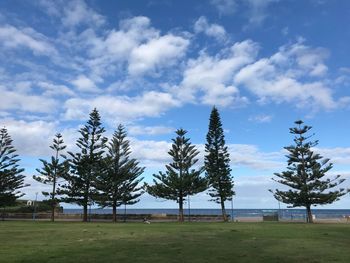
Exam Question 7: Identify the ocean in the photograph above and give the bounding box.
[63,208,350,220]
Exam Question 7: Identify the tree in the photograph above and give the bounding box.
[0,127,27,207]
[95,124,144,222]
[205,106,234,222]
[146,129,207,222]
[270,120,349,223]
[33,133,68,222]
[61,108,107,222]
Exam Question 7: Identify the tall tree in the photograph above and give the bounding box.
[146,129,207,222]
[33,133,68,222]
[95,124,144,222]
[270,120,349,223]
[205,106,234,222]
[61,108,107,222]
[0,127,27,207]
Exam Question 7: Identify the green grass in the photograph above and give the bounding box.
[0,221,350,263]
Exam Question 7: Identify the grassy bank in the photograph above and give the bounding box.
[0,221,349,262]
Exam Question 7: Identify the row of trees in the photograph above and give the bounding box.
[0,108,348,223]
[0,107,234,222]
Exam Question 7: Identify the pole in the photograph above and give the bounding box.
[230,196,234,222]
[2,206,5,221]
[89,199,91,222]
[188,195,191,222]
[124,203,126,223]
[278,201,281,221]
[32,192,38,221]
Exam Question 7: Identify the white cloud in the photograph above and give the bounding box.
[229,144,283,170]
[210,0,237,16]
[128,125,174,136]
[1,119,57,156]
[0,85,57,113]
[245,0,279,27]
[128,34,189,76]
[0,25,56,55]
[75,16,189,79]
[71,74,99,92]
[63,91,181,124]
[234,41,339,111]
[37,81,75,97]
[194,16,227,41]
[62,0,105,28]
[130,138,172,168]
[95,16,157,59]
[249,114,273,123]
[314,147,350,165]
[174,40,259,107]
[124,139,284,171]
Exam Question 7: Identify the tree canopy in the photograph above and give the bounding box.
[95,124,144,222]
[0,127,27,207]
[60,108,107,222]
[205,106,234,222]
[270,120,349,223]
[146,129,207,222]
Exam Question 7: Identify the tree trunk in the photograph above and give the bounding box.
[220,198,228,222]
[51,206,55,222]
[306,205,313,223]
[112,201,117,223]
[179,196,184,222]
[83,204,88,222]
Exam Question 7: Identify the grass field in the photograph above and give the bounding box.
[0,221,350,263]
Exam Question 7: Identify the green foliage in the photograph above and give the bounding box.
[270,120,349,223]
[95,124,144,221]
[0,127,27,207]
[33,133,68,220]
[205,107,234,221]
[60,108,107,221]
[146,129,207,221]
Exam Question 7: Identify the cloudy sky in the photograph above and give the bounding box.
[1,0,350,209]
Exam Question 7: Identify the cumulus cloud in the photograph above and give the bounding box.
[0,25,56,55]
[174,40,259,107]
[63,91,181,124]
[77,16,189,78]
[71,74,99,92]
[234,41,339,111]
[60,0,105,28]
[0,85,57,113]
[194,16,227,41]
[37,81,75,97]
[128,34,189,76]
[0,119,57,156]
[129,138,172,168]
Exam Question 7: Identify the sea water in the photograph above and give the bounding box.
[63,208,350,220]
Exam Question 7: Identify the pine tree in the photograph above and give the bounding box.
[95,124,144,222]
[270,120,349,223]
[146,129,207,222]
[61,108,107,222]
[205,107,234,222]
[0,127,27,207]
[33,133,68,222]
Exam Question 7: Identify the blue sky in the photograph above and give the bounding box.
[1,0,350,209]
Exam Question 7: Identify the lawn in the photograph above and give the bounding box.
[0,221,349,263]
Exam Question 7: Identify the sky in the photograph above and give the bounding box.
[1,0,350,209]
